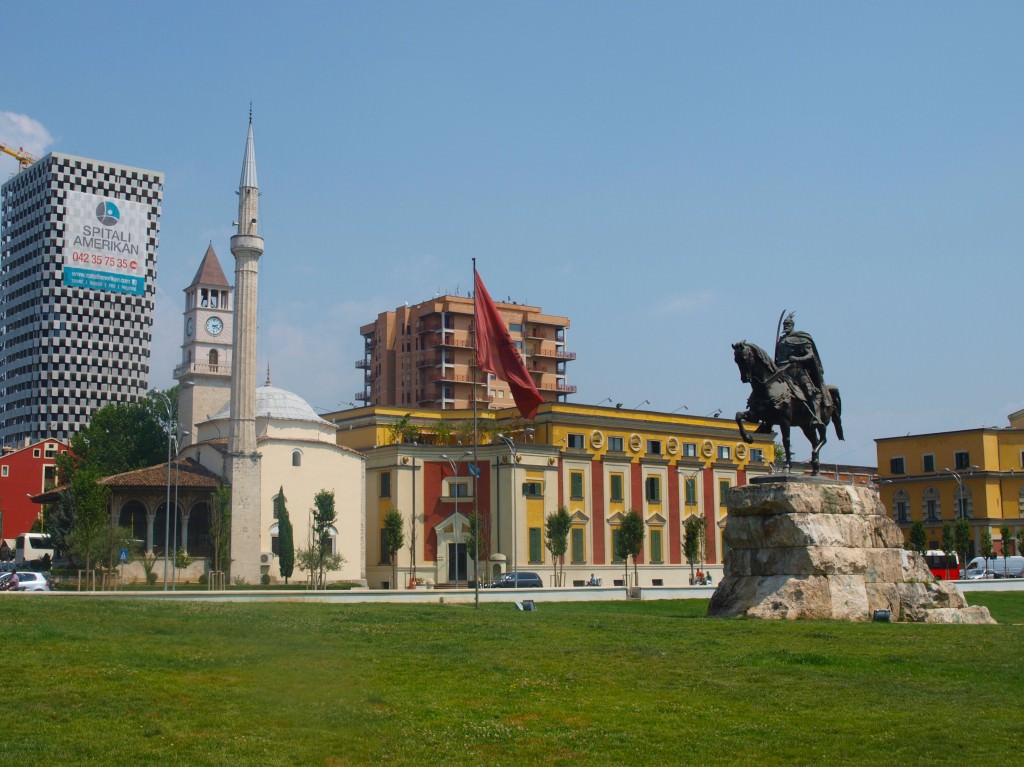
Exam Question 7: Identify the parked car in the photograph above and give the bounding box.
[489,571,543,588]
[0,571,53,592]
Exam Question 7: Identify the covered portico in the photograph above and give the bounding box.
[100,458,224,559]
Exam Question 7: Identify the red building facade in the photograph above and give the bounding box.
[0,439,69,541]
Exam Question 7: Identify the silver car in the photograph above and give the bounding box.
[0,571,53,591]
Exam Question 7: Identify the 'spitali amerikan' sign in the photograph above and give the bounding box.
[63,190,147,295]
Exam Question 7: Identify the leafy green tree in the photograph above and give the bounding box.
[544,507,571,587]
[683,514,706,582]
[954,519,972,579]
[58,397,169,480]
[435,419,453,446]
[298,490,343,589]
[981,528,994,563]
[1000,525,1011,577]
[388,413,420,445]
[50,393,171,565]
[276,488,294,584]
[382,508,405,590]
[616,510,645,588]
[941,523,955,564]
[105,525,140,572]
[908,521,927,555]
[64,466,112,572]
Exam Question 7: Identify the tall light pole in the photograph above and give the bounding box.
[149,391,174,591]
[944,465,979,520]
[495,434,517,585]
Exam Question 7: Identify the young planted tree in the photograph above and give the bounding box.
[298,490,343,589]
[275,488,294,584]
[683,514,706,583]
[616,510,646,588]
[1000,525,1011,577]
[465,511,489,589]
[64,466,112,572]
[209,485,232,576]
[941,523,955,567]
[908,521,927,555]
[954,519,972,579]
[981,528,994,564]
[382,508,405,590]
[544,507,571,587]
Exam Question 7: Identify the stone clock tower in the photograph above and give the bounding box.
[175,244,233,448]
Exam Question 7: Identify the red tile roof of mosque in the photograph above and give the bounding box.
[100,458,223,490]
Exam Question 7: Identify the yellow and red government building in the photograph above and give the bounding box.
[328,402,775,589]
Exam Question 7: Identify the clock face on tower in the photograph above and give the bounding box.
[186,318,194,337]
[206,316,224,336]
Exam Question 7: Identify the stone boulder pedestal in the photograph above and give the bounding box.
[707,476,994,624]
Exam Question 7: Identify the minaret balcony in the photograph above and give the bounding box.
[230,233,264,254]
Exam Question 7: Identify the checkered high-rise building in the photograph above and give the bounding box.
[0,153,163,446]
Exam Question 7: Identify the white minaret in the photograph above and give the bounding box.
[228,114,264,584]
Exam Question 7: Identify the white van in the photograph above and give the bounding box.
[964,555,1024,579]
[14,533,53,566]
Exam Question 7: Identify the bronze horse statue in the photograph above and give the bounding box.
[732,340,844,474]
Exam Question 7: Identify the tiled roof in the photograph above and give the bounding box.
[100,458,223,490]
[188,244,230,288]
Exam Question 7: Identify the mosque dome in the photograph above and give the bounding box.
[209,385,331,425]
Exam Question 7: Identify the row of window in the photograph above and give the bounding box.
[890,451,973,475]
[376,470,727,508]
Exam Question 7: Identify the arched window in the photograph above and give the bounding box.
[292,449,302,467]
[208,349,218,367]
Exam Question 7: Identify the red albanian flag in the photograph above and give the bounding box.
[474,269,544,420]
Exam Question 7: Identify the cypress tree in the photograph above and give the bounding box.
[275,487,294,584]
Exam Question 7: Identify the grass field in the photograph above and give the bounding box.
[2,593,1021,766]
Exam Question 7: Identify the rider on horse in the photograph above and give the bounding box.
[774,312,832,428]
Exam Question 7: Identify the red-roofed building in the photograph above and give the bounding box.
[0,439,69,541]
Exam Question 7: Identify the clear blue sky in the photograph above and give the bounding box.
[3,1,1022,467]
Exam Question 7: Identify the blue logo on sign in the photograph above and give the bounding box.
[95,200,120,226]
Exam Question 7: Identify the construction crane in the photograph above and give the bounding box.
[0,142,37,173]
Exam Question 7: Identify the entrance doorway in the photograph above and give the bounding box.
[448,542,467,583]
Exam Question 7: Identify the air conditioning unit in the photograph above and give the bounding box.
[259,551,274,565]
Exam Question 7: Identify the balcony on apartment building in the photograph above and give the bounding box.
[530,346,576,360]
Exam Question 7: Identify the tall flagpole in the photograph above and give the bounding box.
[471,257,481,608]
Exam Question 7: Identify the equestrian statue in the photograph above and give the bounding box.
[733,311,844,475]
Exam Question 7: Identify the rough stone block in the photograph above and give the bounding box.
[827,574,870,620]
[709,477,995,624]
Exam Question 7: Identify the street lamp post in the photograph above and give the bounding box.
[149,391,174,591]
[944,465,979,520]
[495,434,517,585]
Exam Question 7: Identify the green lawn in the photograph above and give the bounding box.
[3,593,1021,766]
